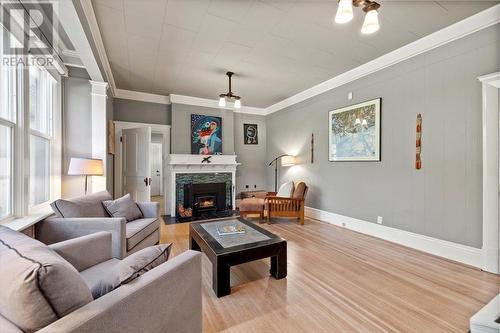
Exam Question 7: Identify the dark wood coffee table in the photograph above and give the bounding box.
[189,218,287,297]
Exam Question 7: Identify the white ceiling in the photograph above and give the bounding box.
[91,0,497,108]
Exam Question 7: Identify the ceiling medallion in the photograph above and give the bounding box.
[218,71,241,109]
[334,0,381,34]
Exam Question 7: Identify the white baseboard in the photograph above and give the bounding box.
[305,206,483,269]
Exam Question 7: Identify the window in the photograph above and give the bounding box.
[0,22,61,222]
[0,25,17,220]
[29,65,55,208]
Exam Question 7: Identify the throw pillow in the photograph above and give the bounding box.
[102,194,143,222]
[0,226,93,332]
[277,181,294,198]
[90,243,172,299]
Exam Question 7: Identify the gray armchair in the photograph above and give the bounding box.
[0,228,202,333]
[36,191,160,259]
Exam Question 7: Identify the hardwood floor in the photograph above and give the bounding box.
[154,199,499,332]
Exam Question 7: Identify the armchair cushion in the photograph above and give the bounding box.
[50,191,112,218]
[277,181,294,198]
[292,182,307,199]
[103,194,143,222]
[0,226,93,332]
[80,259,121,299]
[117,243,172,284]
[126,218,160,251]
[83,244,172,299]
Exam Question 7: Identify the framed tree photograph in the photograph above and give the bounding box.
[328,98,381,161]
[243,123,258,144]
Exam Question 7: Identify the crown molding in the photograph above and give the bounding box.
[169,94,266,115]
[115,89,171,105]
[478,72,500,88]
[264,4,500,115]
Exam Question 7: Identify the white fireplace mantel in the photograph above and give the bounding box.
[166,154,240,216]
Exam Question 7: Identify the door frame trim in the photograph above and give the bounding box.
[113,121,171,203]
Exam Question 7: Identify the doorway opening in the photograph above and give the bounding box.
[113,121,170,214]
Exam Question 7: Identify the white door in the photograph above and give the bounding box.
[150,143,162,196]
[122,127,151,202]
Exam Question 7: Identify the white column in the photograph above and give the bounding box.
[478,72,500,274]
[89,81,109,193]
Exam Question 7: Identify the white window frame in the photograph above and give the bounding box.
[27,65,61,215]
[0,60,62,224]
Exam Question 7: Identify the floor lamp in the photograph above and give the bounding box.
[68,158,104,195]
[268,155,295,192]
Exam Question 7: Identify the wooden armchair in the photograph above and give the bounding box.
[265,182,308,225]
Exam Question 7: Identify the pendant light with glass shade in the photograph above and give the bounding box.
[218,71,242,109]
[334,0,353,24]
[361,1,380,34]
[333,0,380,34]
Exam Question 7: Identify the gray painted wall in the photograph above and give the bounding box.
[114,98,171,125]
[266,25,499,248]
[234,113,267,194]
[170,103,268,196]
[61,76,92,198]
[171,103,234,154]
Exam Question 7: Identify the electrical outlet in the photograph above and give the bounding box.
[377,216,383,224]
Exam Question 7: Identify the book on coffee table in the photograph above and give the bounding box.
[217,224,246,236]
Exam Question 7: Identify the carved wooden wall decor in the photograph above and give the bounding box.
[416,114,422,169]
[311,133,314,164]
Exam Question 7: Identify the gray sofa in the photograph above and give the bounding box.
[0,226,202,333]
[36,191,160,259]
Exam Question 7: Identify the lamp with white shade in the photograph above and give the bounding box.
[68,158,104,195]
[268,154,296,192]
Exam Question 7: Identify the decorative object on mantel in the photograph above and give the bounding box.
[218,71,242,109]
[108,120,115,155]
[328,98,381,162]
[191,114,222,155]
[202,156,212,163]
[268,155,296,192]
[67,158,104,195]
[243,124,258,144]
[334,0,381,34]
[311,133,314,164]
[416,113,422,170]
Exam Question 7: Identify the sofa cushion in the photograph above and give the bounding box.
[102,194,143,222]
[51,191,112,218]
[277,181,294,198]
[80,258,120,299]
[126,218,160,251]
[0,226,93,332]
[239,198,265,212]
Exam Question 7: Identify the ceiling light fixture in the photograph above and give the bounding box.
[218,71,242,109]
[333,0,381,34]
[334,0,353,24]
